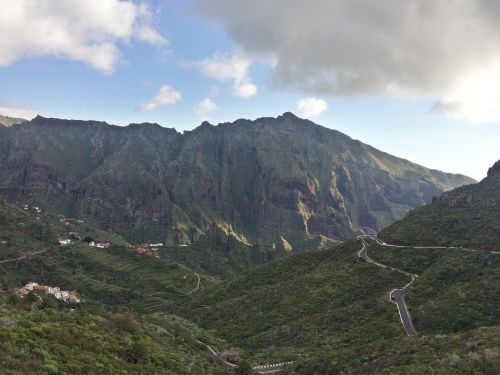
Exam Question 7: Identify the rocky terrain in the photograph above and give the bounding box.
[0,112,474,248]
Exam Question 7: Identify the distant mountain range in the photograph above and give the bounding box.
[0,112,474,248]
[380,160,500,250]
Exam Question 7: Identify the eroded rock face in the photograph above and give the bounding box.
[487,160,500,177]
[0,113,475,247]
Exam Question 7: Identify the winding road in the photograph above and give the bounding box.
[357,239,418,336]
[184,272,201,295]
[0,248,49,264]
[357,234,499,336]
[195,339,292,373]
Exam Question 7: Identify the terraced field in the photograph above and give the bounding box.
[0,244,216,313]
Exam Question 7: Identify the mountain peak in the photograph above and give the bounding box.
[487,160,500,177]
[279,111,301,120]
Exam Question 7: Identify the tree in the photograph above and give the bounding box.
[235,360,254,375]
[124,341,147,364]
[26,291,39,303]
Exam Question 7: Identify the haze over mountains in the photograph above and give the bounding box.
[0,114,27,127]
[0,112,473,249]
[380,160,500,250]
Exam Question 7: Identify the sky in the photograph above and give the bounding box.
[0,0,499,180]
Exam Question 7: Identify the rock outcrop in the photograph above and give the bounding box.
[0,113,475,248]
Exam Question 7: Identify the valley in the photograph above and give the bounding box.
[0,119,497,374]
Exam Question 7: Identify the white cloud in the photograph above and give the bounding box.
[0,103,38,119]
[196,98,217,118]
[194,0,500,123]
[0,0,167,74]
[139,85,181,112]
[433,63,500,123]
[297,98,328,118]
[199,52,257,98]
[234,82,258,98]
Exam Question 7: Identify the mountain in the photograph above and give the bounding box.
[0,113,474,248]
[0,114,28,127]
[379,160,500,250]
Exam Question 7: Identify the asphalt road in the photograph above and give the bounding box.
[390,285,417,336]
[195,339,293,373]
[357,234,499,336]
[357,239,418,336]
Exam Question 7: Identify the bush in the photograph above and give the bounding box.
[104,313,139,333]
[40,296,59,310]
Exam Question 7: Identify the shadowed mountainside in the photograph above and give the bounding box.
[0,112,474,248]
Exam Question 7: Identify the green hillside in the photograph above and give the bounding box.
[0,243,219,314]
[0,197,58,259]
[0,294,231,375]
[284,325,500,374]
[379,160,500,251]
[183,240,408,362]
[367,243,499,334]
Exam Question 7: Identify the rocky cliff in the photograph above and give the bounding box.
[0,112,474,247]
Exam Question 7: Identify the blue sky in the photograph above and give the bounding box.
[0,0,499,180]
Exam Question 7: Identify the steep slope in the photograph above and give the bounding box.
[182,241,408,361]
[367,243,499,334]
[183,239,499,373]
[0,196,58,259]
[0,113,474,248]
[0,298,230,375]
[379,160,500,250]
[0,114,27,127]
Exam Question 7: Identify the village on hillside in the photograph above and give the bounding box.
[18,282,81,303]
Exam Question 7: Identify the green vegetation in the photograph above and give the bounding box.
[0,244,218,313]
[1,184,499,374]
[183,240,408,362]
[283,325,500,375]
[0,198,57,259]
[161,226,284,278]
[367,243,499,334]
[380,161,500,251]
[0,294,233,374]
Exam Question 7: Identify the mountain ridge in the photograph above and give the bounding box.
[0,113,475,247]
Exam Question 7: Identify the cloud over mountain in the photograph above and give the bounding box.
[199,53,257,98]
[194,0,500,123]
[139,85,181,112]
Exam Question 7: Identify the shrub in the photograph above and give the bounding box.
[124,340,147,364]
[104,313,139,333]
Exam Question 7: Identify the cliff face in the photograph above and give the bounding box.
[0,113,474,247]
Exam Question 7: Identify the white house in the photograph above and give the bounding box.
[58,238,71,245]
